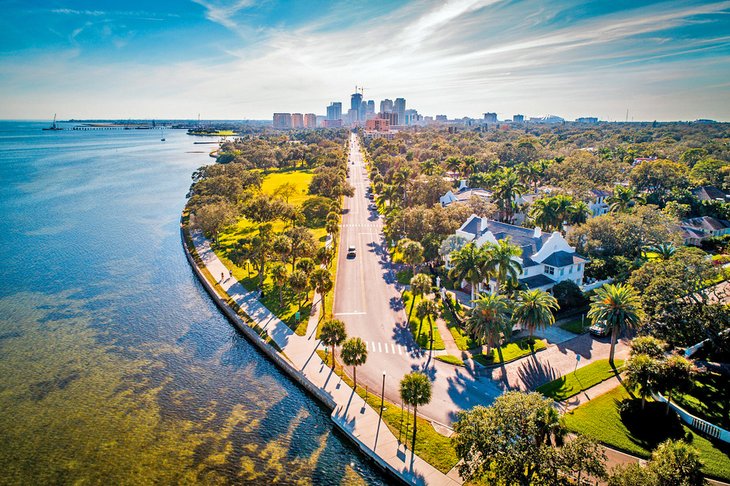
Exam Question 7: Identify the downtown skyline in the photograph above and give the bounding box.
[1,0,730,121]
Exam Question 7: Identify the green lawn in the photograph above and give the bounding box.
[472,338,547,366]
[674,372,730,429]
[440,301,477,351]
[537,359,624,400]
[559,316,589,334]
[317,350,458,473]
[211,167,332,335]
[434,355,465,366]
[564,386,730,482]
[403,291,445,350]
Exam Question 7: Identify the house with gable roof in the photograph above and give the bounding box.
[446,214,589,293]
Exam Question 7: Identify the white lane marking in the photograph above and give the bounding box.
[378,342,382,353]
[372,341,377,352]
[398,345,403,355]
[334,311,366,316]
[365,341,369,351]
[391,343,396,353]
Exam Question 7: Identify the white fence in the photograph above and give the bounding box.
[581,278,613,292]
[651,392,730,443]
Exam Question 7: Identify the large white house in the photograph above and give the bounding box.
[446,215,589,292]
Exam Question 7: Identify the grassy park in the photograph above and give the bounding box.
[564,385,730,481]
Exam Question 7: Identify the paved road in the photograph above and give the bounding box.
[333,133,502,426]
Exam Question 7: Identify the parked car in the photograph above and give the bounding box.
[589,321,610,337]
[347,245,356,258]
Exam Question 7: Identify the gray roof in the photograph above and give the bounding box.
[519,274,556,289]
[681,216,730,232]
[691,186,729,202]
[541,251,589,267]
[591,188,611,198]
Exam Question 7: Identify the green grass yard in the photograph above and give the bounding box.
[564,385,730,482]
[434,355,465,366]
[537,359,623,401]
[440,301,477,351]
[472,338,547,366]
[674,372,730,430]
[559,316,589,334]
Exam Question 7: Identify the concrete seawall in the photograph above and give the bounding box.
[180,225,438,485]
[181,226,337,410]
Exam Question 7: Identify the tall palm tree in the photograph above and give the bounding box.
[462,156,477,178]
[320,319,347,370]
[493,168,526,223]
[448,242,485,301]
[409,273,432,321]
[512,289,559,340]
[607,186,643,213]
[529,198,561,231]
[288,269,309,308]
[399,371,432,452]
[587,283,645,366]
[481,239,523,295]
[445,156,463,178]
[416,299,439,350]
[341,337,368,388]
[310,268,333,313]
[467,293,512,365]
[568,200,591,225]
[270,262,289,306]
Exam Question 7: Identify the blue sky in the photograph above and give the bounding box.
[1,0,729,121]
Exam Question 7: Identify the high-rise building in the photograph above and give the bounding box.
[483,112,497,123]
[360,101,367,121]
[365,118,389,131]
[273,113,292,129]
[435,115,448,122]
[351,93,363,112]
[380,99,393,113]
[326,102,342,121]
[394,98,406,125]
[380,111,399,126]
[513,114,524,123]
[404,109,421,126]
[575,117,599,123]
[304,113,317,128]
[291,113,304,128]
[366,100,375,114]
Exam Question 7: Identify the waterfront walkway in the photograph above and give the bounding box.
[191,231,460,486]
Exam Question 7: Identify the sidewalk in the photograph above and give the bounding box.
[191,231,460,486]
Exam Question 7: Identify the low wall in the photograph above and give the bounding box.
[181,225,413,485]
[651,392,730,443]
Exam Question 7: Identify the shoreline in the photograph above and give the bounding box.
[180,219,459,486]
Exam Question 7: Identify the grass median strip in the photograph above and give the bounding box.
[434,355,465,366]
[472,338,546,366]
[317,350,458,473]
[537,359,623,401]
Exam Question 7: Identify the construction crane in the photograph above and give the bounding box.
[354,85,368,95]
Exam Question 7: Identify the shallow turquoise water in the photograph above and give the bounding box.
[0,121,386,485]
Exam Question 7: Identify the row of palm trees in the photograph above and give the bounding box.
[320,318,432,451]
[529,194,591,232]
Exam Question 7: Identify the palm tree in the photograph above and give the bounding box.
[399,239,424,276]
[448,242,485,301]
[270,262,289,306]
[481,239,523,295]
[288,269,309,308]
[325,219,339,243]
[512,289,559,340]
[416,299,439,350]
[409,273,432,321]
[493,168,526,223]
[462,156,477,178]
[399,371,432,452]
[587,283,645,366]
[625,353,660,410]
[646,243,676,260]
[445,156,462,178]
[320,319,347,369]
[250,225,273,288]
[341,337,368,388]
[608,186,644,213]
[310,268,333,314]
[296,257,315,276]
[467,293,512,365]
[568,200,591,225]
[529,198,561,231]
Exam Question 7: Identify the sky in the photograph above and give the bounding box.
[1,0,729,121]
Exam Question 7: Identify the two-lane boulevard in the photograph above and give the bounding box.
[333,133,502,426]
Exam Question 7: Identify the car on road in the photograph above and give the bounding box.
[347,245,356,258]
[589,320,610,337]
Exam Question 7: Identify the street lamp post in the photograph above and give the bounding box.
[380,371,386,411]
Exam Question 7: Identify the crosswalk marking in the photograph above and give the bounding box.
[359,341,416,354]
[378,342,382,353]
[398,345,403,355]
